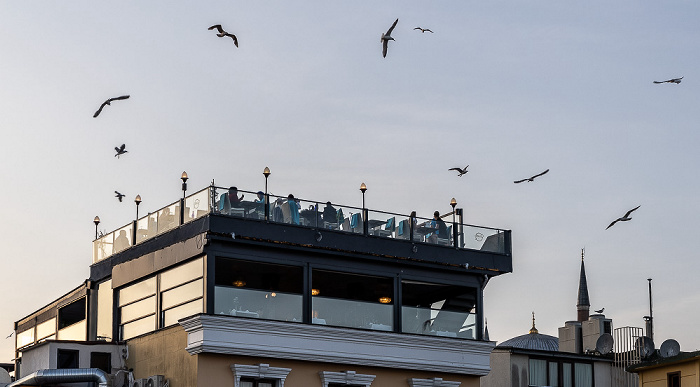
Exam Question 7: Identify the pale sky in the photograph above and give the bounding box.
[2,1,699,361]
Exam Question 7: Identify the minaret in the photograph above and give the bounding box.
[529,312,538,334]
[577,248,590,322]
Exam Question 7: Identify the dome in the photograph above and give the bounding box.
[498,332,559,352]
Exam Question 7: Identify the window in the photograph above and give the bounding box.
[530,359,593,387]
[529,359,547,386]
[408,378,460,387]
[119,277,156,340]
[312,270,393,331]
[402,280,477,339]
[319,371,376,387]
[668,372,680,387]
[58,298,86,329]
[90,352,111,374]
[230,364,291,387]
[57,349,79,369]
[96,279,113,340]
[216,258,303,323]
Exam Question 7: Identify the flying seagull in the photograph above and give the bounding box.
[514,169,550,184]
[594,308,605,314]
[6,332,12,339]
[653,77,683,84]
[606,205,641,230]
[93,95,130,118]
[413,27,433,33]
[115,191,125,202]
[381,18,399,58]
[208,24,238,47]
[449,165,469,177]
[114,144,127,158]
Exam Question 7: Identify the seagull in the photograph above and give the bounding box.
[449,165,469,177]
[114,144,127,158]
[6,332,12,339]
[413,27,433,33]
[93,95,130,118]
[208,24,238,47]
[606,205,641,230]
[653,77,683,84]
[594,308,605,314]
[381,18,399,58]
[115,191,125,202]
[514,169,550,184]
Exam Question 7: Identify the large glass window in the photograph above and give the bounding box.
[96,279,113,340]
[574,363,592,387]
[529,359,547,386]
[215,258,303,322]
[401,280,477,338]
[119,278,156,340]
[58,298,86,329]
[312,270,393,331]
[36,318,56,342]
[16,328,34,349]
[57,349,79,369]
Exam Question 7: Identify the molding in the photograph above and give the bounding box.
[408,377,461,387]
[180,314,494,375]
[319,370,376,387]
[230,363,291,387]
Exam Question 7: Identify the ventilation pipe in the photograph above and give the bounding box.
[8,368,111,387]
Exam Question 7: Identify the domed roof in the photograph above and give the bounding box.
[497,312,559,352]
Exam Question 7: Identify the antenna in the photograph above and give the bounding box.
[635,336,655,359]
[659,339,680,358]
[595,333,614,355]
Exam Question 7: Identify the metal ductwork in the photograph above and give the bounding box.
[8,368,112,387]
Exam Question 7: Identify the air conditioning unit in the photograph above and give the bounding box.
[145,375,166,387]
[132,379,149,387]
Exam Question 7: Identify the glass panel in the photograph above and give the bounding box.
[463,226,506,253]
[529,359,547,386]
[563,363,573,387]
[549,361,559,387]
[401,280,477,339]
[160,257,203,291]
[215,258,303,293]
[214,287,302,322]
[162,298,203,326]
[312,270,394,330]
[240,382,254,387]
[122,315,156,340]
[156,202,179,234]
[113,223,133,253]
[36,318,56,341]
[184,188,211,224]
[366,210,399,239]
[135,213,158,243]
[216,187,263,219]
[161,279,203,310]
[59,298,86,329]
[93,232,114,263]
[119,277,156,306]
[97,279,113,340]
[120,296,156,323]
[57,319,86,341]
[17,328,34,348]
[574,363,592,387]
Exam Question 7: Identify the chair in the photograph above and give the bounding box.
[397,219,409,240]
[281,202,291,223]
[373,216,395,238]
[436,225,452,246]
[350,213,362,233]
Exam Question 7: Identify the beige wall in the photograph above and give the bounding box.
[639,360,699,387]
[126,326,196,387]
[198,353,482,387]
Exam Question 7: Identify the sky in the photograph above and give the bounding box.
[2,0,700,361]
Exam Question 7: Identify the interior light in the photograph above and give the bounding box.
[379,297,392,304]
[233,280,246,287]
[311,288,320,296]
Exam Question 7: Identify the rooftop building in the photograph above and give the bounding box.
[12,183,512,387]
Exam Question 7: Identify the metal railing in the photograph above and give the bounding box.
[93,185,510,263]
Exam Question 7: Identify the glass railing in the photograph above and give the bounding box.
[93,185,509,263]
[402,306,476,339]
[214,286,303,323]
[312,297,393,331]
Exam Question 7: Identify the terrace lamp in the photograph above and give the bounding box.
[135,195,142,220]
[360,183,367,209]
[181,171,189,199]
[93,216,100,240]
[450,198,457,247]
[263,167,271,220]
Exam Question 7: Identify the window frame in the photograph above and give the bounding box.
[319,370,376,387]
[667,371,680,387]
[230,364,291,387]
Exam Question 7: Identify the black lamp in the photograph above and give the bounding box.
[93,216,100,239]
[135,195,142,220]
[181,171,188,199]
[263,167,271,220]
[450,198,457,247]
[360,183,367,209]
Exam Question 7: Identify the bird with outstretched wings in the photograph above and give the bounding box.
[381,19,399,58]
[653,77,683,84]
[514,169,549,183]
[115,191,125,202]
[449,165,469,177]
[114,144,127,158]
[93,95,130,118]
[208,24,238,47]
[414,27,433,33]
[606,205,641,230]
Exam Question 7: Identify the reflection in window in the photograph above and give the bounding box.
[401,280,477,339]
[215,258,303,323]
[312,270,393,331]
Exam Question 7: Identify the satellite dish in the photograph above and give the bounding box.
[635,336,655,359]
[0,368,11,383]
[659,339,681,358]
[596,333,614,355]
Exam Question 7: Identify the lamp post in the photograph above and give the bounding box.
[263,167,271,220]
[450,198,457,248]
[93,216,100,240]
[181,171,188,199]
[134,195,142,220]
[360,183,367,235]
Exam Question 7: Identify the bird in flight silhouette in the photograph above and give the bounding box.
[606,205,641,230]
[208,25,238,47]
[449,165,469,177]
[114,144,127,158]
[514,169,549,183]
[381,19,399,58]
[93,95,130,118]
[115,191,126,202]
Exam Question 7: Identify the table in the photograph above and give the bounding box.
[367,219,387,229]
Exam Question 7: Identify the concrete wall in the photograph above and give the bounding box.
[197,353,482,387]
[480,352,527,387]
[638,360,699,387]
[126,326,196,387]
[593,361,612,387]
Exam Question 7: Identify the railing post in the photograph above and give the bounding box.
[179,198,185,225]
[132,220,137,246]
[409,217,414,242]
[453,209,459,249]
[457,208,464,248]
[265,194,270,221]
[363,208,369,236]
